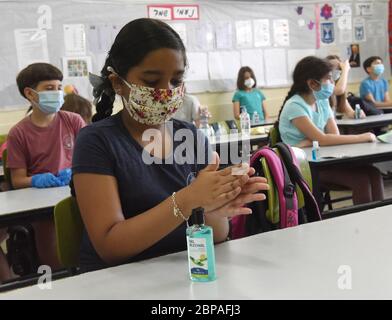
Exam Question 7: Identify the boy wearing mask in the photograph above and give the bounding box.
[6,63,85,272]
[360,56,392,108]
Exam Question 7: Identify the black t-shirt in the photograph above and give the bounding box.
[72,112,211,272]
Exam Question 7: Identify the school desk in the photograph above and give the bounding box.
[0,186,70,227]
[250,117,277,128]
[1,204,391,299]
[303,142,392,211]
[379,107,392,114]
[336,113,392,134]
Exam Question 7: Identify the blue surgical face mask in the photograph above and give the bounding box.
[373,64,385,76]
[312,81,335,101]
[32,90,64,114]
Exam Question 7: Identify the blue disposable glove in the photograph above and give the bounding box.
[31,173,64,188]
[57,168,72,185]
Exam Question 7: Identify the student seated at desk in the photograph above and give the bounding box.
[326,55,366,119]
[6,63,85,270]
[61,93,93,124]
[72,18,268,272]
[360,56,392,108]
[278,56,384,205]
[232,66,268,122]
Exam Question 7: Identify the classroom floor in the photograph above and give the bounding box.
[329,177,392,209]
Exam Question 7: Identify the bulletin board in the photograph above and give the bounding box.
[0,0,390,109]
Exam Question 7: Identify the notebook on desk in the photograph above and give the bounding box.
[377,131,392,143]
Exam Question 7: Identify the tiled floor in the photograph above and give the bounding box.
[326,177,392,210]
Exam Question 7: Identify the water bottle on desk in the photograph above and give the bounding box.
[240,107,251,137]
[355,104,361,119]
[199,106,211,138]
[252,111,260,126]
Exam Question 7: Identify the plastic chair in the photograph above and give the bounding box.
[54,196,83,273]
[2,148,12,190]
[268,126,280,147]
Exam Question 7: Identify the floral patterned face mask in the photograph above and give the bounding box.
[118,73,185,125]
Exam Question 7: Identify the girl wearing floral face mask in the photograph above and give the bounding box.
[232,66,268,122]
[72,18,269,273]
[276,56,383,205]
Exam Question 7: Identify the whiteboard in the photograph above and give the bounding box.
[0,0,390,109]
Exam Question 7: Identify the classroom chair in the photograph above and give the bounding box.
[54,196,83,274]
[1,148,12,190]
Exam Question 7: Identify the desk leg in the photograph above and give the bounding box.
[310,164,324,212]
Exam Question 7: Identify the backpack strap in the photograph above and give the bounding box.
[275,142,322,222]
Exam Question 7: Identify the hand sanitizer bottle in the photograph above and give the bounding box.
[186,207,216,282]
[312,141,320,160]
[355,104,361,119]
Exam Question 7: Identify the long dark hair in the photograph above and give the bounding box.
[236,66,257,91]
[92,18,187,122]
[276,56,332,123]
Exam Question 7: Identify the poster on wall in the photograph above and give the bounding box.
[253,19,270,47]
[353,18,366,42]
[63,24,86,56]
[14,28,49,70]
[348,44,360,68]
[320,22,335,45]
[62,56,92,78]
[273,19,290,47]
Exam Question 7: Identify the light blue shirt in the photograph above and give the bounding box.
[359,77,388,102]
[279,94,333,146]
[232,89,266,120]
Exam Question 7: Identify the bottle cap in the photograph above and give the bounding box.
[190,207,205,225]
[312,141,319,148]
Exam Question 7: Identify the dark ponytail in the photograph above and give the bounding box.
[91,58,116,122]
[91,18,187,122]
[275,56,333,128]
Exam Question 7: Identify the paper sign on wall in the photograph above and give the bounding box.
[147,5,199,20]
[355,3,373,16]
[321,22,335,45]
[273,19,289,47]
[173,5,199,20]
[334,3,352,16]
[253,19,270,47]
[235,20,253,48]
[148,6,172,20]
[216,21,233,49]
[353,18,366,42]
[14,29,49,70]
[195,22,214,51]
[338,15,352,30]
[64,24,86,56]
[62,56,92,78]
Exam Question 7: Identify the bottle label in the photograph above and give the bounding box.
[187,237,209,279]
